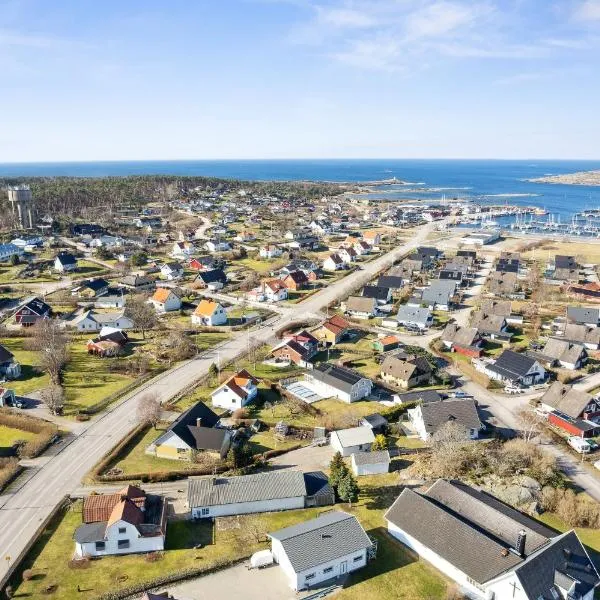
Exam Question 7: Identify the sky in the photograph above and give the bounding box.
[1,0,600,161]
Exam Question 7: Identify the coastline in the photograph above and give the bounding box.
[528,169,600,186]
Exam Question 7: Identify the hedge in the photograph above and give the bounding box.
[0,458,23,493]
[0,409,58,459]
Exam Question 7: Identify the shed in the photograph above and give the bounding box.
[351,450,390,476]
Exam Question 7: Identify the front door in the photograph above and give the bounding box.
[340,561,347,575]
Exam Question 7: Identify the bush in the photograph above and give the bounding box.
[0,457,22,491]
[68,557,91,569]
[22,569,34,582]
[0,410,57,459]
[145,551,164,562]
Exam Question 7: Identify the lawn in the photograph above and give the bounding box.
[189,332,230,352]
[0,424,36,447]
[12,476,448,600]
[235,257,286,274]
[76,260,111,277]
[520,240,600,266]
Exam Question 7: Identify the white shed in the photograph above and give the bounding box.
[351,450,390,476]
[330,427,375,457]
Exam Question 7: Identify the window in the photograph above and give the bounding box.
[177,448,186,454]
[95,541,105,551]
[353,555,363,562]
[323,567,333,574]
[201,508,210,516]
[118,527,126,534]
[117,539,130,549]
[305,573,316,581]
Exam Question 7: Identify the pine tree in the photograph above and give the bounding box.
[338,472,360,506]
[328,452,347,488]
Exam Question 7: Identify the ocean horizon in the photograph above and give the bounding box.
[2,158,600,219]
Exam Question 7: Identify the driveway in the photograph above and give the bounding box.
[269,444,333,473]
[161,561,335,600]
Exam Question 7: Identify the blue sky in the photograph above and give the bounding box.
[1,0,599,161]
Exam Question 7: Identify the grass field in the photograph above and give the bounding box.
[520,240,600,266]
[236,257,286,274]
[0,424,36,448]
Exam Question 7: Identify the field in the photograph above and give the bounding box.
[519,239,600,266]
[0,424,35,448]
[10,474,449,600]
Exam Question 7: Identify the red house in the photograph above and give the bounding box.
[283,270,309,291]
[14,297,51,328]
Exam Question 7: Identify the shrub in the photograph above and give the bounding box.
[22,569,34,581]
[68,557,91,569]
[145,551,164,562]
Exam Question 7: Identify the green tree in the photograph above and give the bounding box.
[208,362,219,384]
[338,472,360,506]
[328,451,348,488]
[130,252,148,266]
[371,434,388,451]
[9,254,19,266]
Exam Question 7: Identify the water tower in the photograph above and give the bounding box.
[7,185,36,229]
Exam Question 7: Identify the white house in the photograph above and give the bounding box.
[337,247,356,264]
[304,363,372,403]
[171,241,195,259]
[259,244,283,259]
[54,252,78,272]
[263,279,288,302]
[351,450,390,476]
[269,512,372,591]
[148,288,182,312]
[70,310,134,332]
[330,427,375,457]
[407,399,483,442]
[74,486,166,558]
[211,369,259,410]
[362,230,381,246]
[385,479,600,600]
[160,262,184,281]
[484,349,546,388]
[191,299,227,326]
[323,253,344,272]
[188,470,307,519]
[204,240,231,253]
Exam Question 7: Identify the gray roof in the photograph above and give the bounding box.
[345,295,377,313]
[361,413,388,429]
[188,470,307,508]
[421,280,456,306]
[311,362,369,392]
[542,338,586,365]
[331,426,375,448]
[563,323,600,346]
[303,471,334,500]
[442,323,480,347]
[385,480,555,584]
[352,450,390,465]
[396,305,431,325]
[567,306,600,325]
[541,382,593,419]
[73,521,106,544]
[419,399,482,435]
[488,350,538,381]
[269,511,372,573]
[395,389,444,404]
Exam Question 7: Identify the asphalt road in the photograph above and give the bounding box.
[0,221,435,587]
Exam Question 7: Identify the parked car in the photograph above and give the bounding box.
[504,386,524,395]
[567,437,591,454]
[587,439,599,451]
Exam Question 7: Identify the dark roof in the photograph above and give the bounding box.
[395,389,444,404]
[303,471,334,500]
[311,363,367,392]
[268,512,372,574]
[188,426,228,452]
[555,255,578,269]
[55,252,77,265]
[82,278,109,292]
[377,275,404,289]
[188,470,306,508]
[19,296,51,316]
[73,521,106,543]
[439,270,464,281]
[168,402,220,449]
[488,350,538,381]
[196,268,227,284]
[362,285,390,301]
[419,399,482,435]
[0,344,14,363]
[361,413,388,429]
[457,250,477,258]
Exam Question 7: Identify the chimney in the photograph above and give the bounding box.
[515,530,526,557]
[196,417,202,427]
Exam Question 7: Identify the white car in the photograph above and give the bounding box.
[504,386,524,395]
[567,437,591,454]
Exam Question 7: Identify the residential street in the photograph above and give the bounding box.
[0,221,435,587]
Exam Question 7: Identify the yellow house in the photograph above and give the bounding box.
[313,315,350,346]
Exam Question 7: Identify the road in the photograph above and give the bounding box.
[0,221,435,587]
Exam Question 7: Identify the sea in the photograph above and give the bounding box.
[1,159,600,220]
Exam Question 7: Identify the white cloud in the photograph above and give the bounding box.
[573,0,600,21]
[404,1,487,39]
[316,6,378,29]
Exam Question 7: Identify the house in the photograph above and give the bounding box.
[70,223,105,236]
[269,512,372,591]
[471,311,512,343]
[204,240,231,253]
[553,255,580,281]
[537,338,587,370]
[396,305,433,330]
[272,331,318,368]
[344,295,377,319]
[479,299,523,326]
[323,253,344,272]
[188,470,307,519]
[0,243,25,262]
[330,427,375,457]
[89,235,124,249]
[234,230,255,242]
[282,270,309,291]
[189,256,221,272]
[338,247,356,264]
[171,241,195,259]
[120,274,156,292]
[54,252,78,272]
[74,486,166,558]
[312,314,350,346]
[0,388,18,408]
[351,450,390,476]
[11,235,42,249]
[0,345,21,380]
[485,349,546,387]
[377,275,405,290]
[211,369,260,410]
[160,262,184,281]
[539,382,600,438]
[562,323,600,350]
[263,279,289,302]
[496,253,520,273]
[408,399,483,441]
[148,288,182,313]
[14,297,51,327]
[86,328,129,357]
[305,363,372,403]
[361,286,392,305]
[385,479,600,600]
[191,300,227,326]
[94,290,126,309]
[380,353,433,389]
[421,280,457,311]
[441,324,483,358]
[259,244,283,259]
[398,257,424,275]
[567,306,600,327]
[71,310,134,332]
[282,259,319,277]
[362,230,381,246]
[393,389,445,405]
[359,413,388,434]
[353,240,371,255]
[72,278,109,299]
[372,335,401,353]
[194,268,227,290]
[460,230,500,246]
[488,271,518,297]
[148,401,231,460]
[414,246,442,266]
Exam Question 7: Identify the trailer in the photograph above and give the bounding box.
[249,549,274,569]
